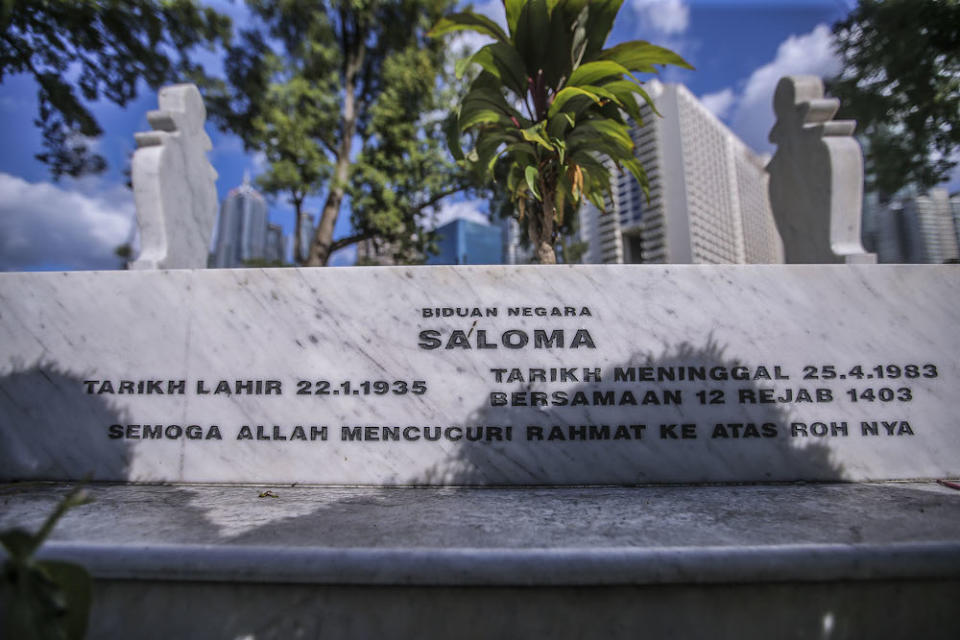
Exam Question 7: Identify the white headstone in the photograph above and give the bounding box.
[1,264,956,485]
[129,84,218,270]
[767,76,876,264]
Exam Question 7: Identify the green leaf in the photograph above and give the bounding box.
[568,119,633,151]
[632,84,662,118]
[583,0,624,60]
[520,123,553,151]
[428,12,510,43]
[459,106,511,131]
[599,41,695,72]
[566,60,632,88]
[504,0,525,36]
[623,157,650,193]
[587,188,607,213]
[444,111,464,162]
[548,86,601,118]
[525,164,542,200]
[600,80,645,122]
[460,43,529,96]
[459,79,519,131]
[39,561,92,640]
[546,111,576,139]
[570,11,588,70]
[542,1,574,88]
[514,0,550,79]
[474,131,513,174]
[501,141,539,165]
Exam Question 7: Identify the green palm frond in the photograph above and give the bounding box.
[430,0,692,262]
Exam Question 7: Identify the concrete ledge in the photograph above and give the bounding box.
[35,540,960,586]
[3,482,959,587]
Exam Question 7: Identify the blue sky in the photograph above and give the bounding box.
[2,0,938,271]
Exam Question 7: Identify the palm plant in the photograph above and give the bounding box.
[431,0,692,263]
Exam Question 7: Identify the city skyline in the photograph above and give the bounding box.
[2,1,956,270]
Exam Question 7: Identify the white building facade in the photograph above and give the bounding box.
[576,81,784,265]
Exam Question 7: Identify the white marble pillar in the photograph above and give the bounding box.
[767,76,875,264]
[130,84,218,270]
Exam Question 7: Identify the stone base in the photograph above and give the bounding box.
[2,482,959,638]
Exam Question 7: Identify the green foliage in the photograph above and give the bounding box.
[203,0,473,266]
[0,0,231,178]
[828,0,960,199]
[1,486,94,640]
[431,0,691,263]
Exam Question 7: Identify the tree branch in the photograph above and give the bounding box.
[410,185,469,214]
[329,230,375,254]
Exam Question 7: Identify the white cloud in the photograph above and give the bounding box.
[700,88,736,120]
[631,0,690,36]
[727,24,842,153]
[0,173,135,271]
[428,199,490,230]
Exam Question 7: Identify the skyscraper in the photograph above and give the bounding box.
[265,223,285,264]
[865,187,960,264]
[574,81,784,265]
[297,211,315,263]
[212,173,269,268]
[427,219,503,265]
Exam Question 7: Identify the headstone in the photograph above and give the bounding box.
[1,264,956,484]
[129,84,218,270]
[767,75,876,264]
[2,264,958,637]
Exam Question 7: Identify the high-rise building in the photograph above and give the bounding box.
[427,218,503,265]
[265,223,285,264]
[297,211,315,263]
[864,187,960,264]
[499,217,534,265]
[212,173,269,268]
[573,81,784,265]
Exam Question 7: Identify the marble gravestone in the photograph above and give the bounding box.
[4,80,959,639]
[129,84,218,270]
[1,264,959,639]
[768,75,876,264]
[0,264,957,485]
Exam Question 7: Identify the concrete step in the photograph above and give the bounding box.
[2,482,959,639]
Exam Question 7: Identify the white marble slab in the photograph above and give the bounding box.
[0,264,957,484]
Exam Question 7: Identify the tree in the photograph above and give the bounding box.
[204,0,472,266]
[0,0,230,179]
[431,0,690,264]
[828,0,960,200]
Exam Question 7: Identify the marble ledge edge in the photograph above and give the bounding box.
[26,541,960,587]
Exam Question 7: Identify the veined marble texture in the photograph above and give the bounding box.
[0,264,957,484]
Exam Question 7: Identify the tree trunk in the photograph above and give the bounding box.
[530,180,557,264]
[306,15,365,267]
[292,196,305,265]
[307,155,349,266]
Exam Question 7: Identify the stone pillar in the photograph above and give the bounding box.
[767,76,875,264]
[130,84,218,270]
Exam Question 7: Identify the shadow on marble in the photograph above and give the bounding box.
[0,362,132,481]
[415,337,842,485]
[4,482,958,551]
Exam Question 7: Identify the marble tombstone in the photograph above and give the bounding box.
[129,84,218,270]
[0,263,956,485]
